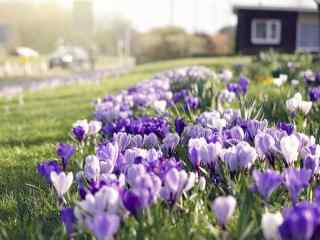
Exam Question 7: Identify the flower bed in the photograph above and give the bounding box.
[37,64,320,240]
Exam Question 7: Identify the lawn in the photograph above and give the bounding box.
[0,57,250,239]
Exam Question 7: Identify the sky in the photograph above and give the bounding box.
[95,0,236,33]
[34,0,237,34]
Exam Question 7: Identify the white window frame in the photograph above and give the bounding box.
[251,19,282,45]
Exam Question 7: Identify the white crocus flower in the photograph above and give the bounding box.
[152,100,167,113]
[273,74,288,87]
[88,120,102,135]
[84,155,100,181]
[286,93,302,113]
[291,79,299,86]
[50,171,73,197]
[219,69,233,82]
[280,135,300,165]
[261,212,283,240]
[299,101,312,115]
[286,93,312,115]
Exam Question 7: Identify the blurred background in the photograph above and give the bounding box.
[0,0,236,69]
[1,0,319,91]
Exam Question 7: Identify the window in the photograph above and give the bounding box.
[251,19,281,45]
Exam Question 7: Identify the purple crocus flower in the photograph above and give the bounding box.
[236,142,258,169]
[279,202,320,240]
[303,155,319,174]
[277,122,295,135]
[72,126,86,142]
[184,95,200,111]
[252,169,282,200]
[113,132,131,152]
[60,208,76,237]
[143,133,159,148]
[175,117,186,135]
[56,143,75,170]
[227,83,240,95]
[162,133,180,152]
[121,189,143,216]
[86,214,120,240]
[282,168,312,203]
[188,138,207,170]
[72,120,89,142]
[211,196,237,227]
[37,160,61,183]
[97,142,119,174]
[242,119,268,142]
[309,87,320,102]
[160,168,196,204]
[254,131,275,161]
[239,75,249,94]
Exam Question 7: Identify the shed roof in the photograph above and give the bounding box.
[233,0,318,13]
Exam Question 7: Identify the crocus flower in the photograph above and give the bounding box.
[261,212,283,240]
[126,164,147,186]
[280,135,300,165]
[121,189,143,216]
[252,169,282,200]
[219,89,236,103]
[236,142,257,169]
[303,155,319,174]
[277,122,294,135]
[50,171,73,197]
[254,131,275,160]
[143,133,159,148]
[88,120,102,135]
[273,74,288,87]
[242,119,268,142]
[56,143,75,170]
[188,138,208,170]
[224,142,257,172]
[309,87,320,102]
[184,95,199,111]
[219,69,233,82]
[211,195,237,227]
[113,132,131,152]
[162,133,180,152]
[282,168,312,203]
[37,160,61,183]
[160,168,195,204]
[86,213,120,240]
[279,202,320,240]
[60,208,76,237]
[286,93,312,115]
[152,100,167,113]
[72,120,89,142]
[206,142,223,167]
[197,111,226,130]
[77,186,120,217]
[84,155,100,181]
[175,117,186,135]
[97,142,119,174]
[239,75,249,94]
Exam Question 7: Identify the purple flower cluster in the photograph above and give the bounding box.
[226,75,249,96]
[36,65,320,239]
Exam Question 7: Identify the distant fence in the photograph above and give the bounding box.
[0,61,48,77]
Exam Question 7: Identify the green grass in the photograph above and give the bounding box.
[0,57,248,239]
